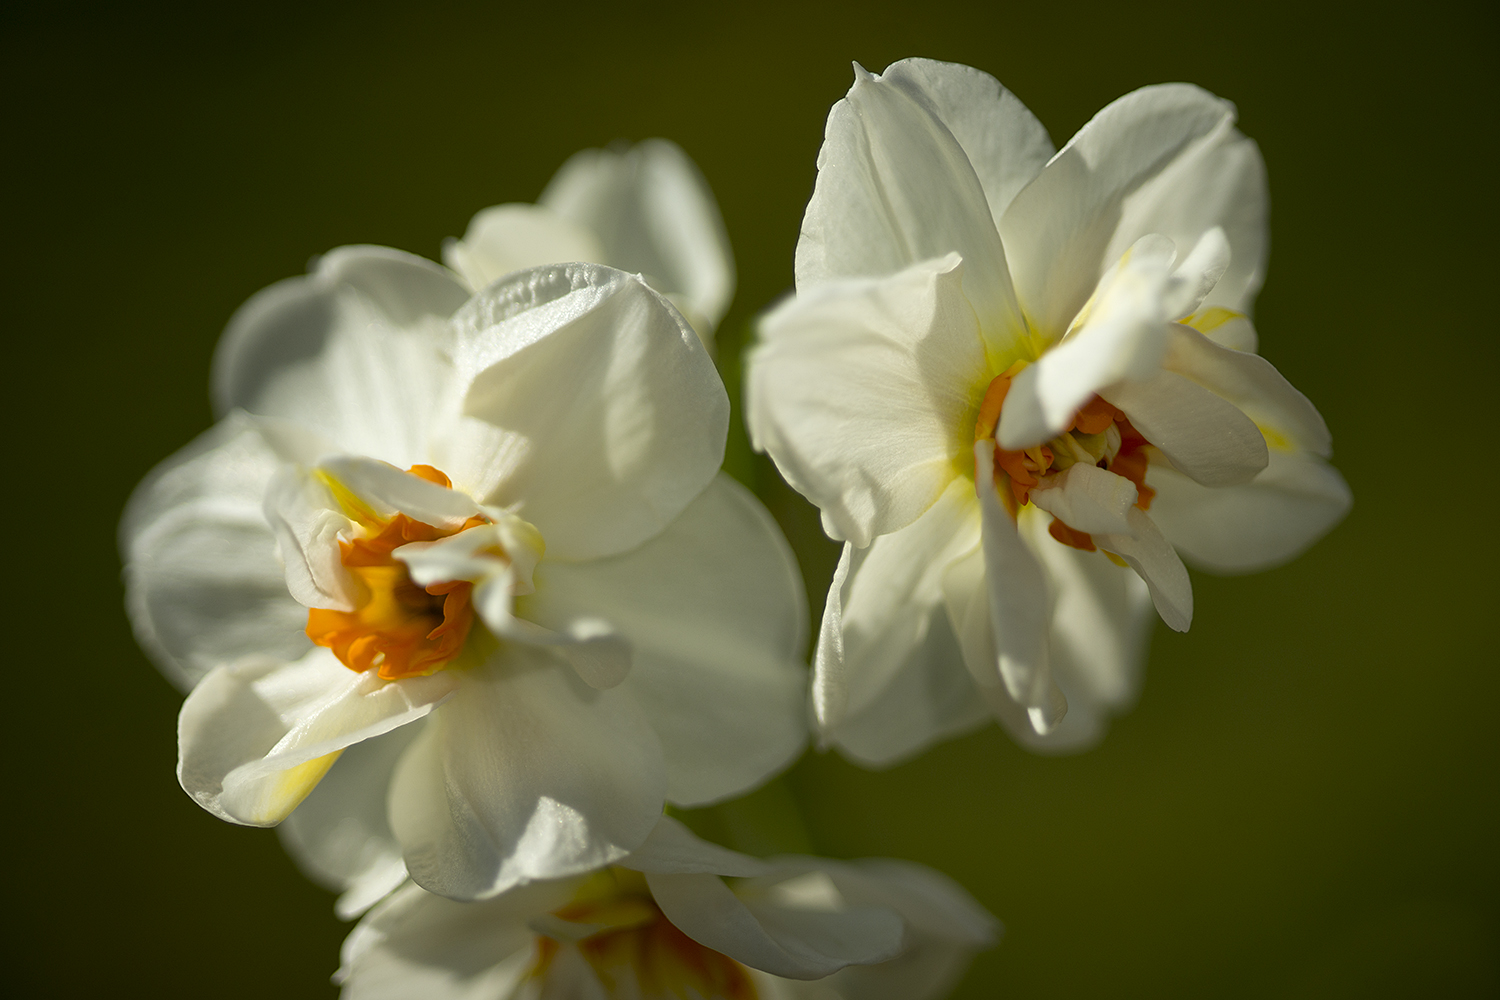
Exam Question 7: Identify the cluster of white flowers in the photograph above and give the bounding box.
[122,58,1346,998]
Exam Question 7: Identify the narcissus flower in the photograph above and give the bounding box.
[335,817,997,1000]
[445,139,735,345]
[747,58,1350,762]
[122,248,807,901]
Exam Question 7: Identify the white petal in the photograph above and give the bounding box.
[1000,84,1235,339]
[262,465,358,611]
[997,233,1176,449]
[796,63,1025,354]
[524,475,808,806]
[976,442,1057,719]
[1162,324,1332,456]
[823,600,990,768]
[121,414,307,691]
[318,455,485,530]
[541,139,735,337]
[1186,308,1258,352]
[822,473,984,746]
[804,857,999,1000]
[941,540,1078,749]
[211,245,468,466]
[748,254,984,546]
[445,262,726,561]
[1147,448,1352,573]
[1029,464,1137,536]
[878,58,1056,232]
[621,816,769,877]
[1161,226,1231,320]
[813,543,857,734]
[1094,507,1193,632]
[279,723,421,918]
[646,870,903,980]
[443,203,604,292]
[1105,119,1268,314]
[483,611,634,691]
[1019,509,1155,712]
[1104,368,1268,487]
[338,880,576,1000]
[388,646,665,900]
[178,650,457,826]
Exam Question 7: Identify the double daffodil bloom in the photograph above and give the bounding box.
[123,248,807,902]
[335,817,998,1000]
[444,139,735,346]
[747,59,1350,762]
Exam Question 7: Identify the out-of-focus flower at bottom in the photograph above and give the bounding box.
[336,817,997,1000]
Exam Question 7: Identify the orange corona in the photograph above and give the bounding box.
[306,465,488,680]
[975,373,1157,553]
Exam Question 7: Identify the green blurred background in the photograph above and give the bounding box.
[7,0,1496,995]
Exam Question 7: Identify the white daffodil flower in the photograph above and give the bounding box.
[122,247,808,903]
[444,139,735,347]
[746,58,1350,763]
[335,816,998,1000]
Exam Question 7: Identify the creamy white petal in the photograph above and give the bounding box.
[262,465,358,611]
[443,203,604,292]
[446,263,726,561]
[178,650,457,826]
[121,414,307,691]
[1029,463,1137,536]
[816,475,981,739]
[318,455,485,530]
[1147,448,1352,572]
[1020,509,1155,712]
[280,723,422,919]
[1162,324,1332,456]
[976,442,1057,722]
[748,254,984,546]
[646,870,903,980]
[211,245,468,466]
[541,139,735,336]
[875,56,1054,231]
[813,543,857,735]
[1186,308,1258,352]
[524,475,808,806]
[823,598,990,768]
[997,234,1177,449]
[1103,369,1268,486]
[795,63,1024,354]
[1094,507,1193,631]
[620,815,769,878]
[790,858,998,1000]
[941,541,1076,747]
[1000,84,1235,339]
[338,880,577,1000]
[1161,226,1231,320]
[1105,119,1268,314]
[388,646,665,900]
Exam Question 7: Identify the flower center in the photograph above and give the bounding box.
[529,869,759,999]
[305,465,490,680]
[975,371,1156,553]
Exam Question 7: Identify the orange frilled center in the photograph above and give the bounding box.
[305,465,488,680]
[975,373,1156,553]
[530,878,758,999]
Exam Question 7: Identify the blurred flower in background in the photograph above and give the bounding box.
[335,817,997,1000]
[747,58,1350,763]
[445,139,735,347]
